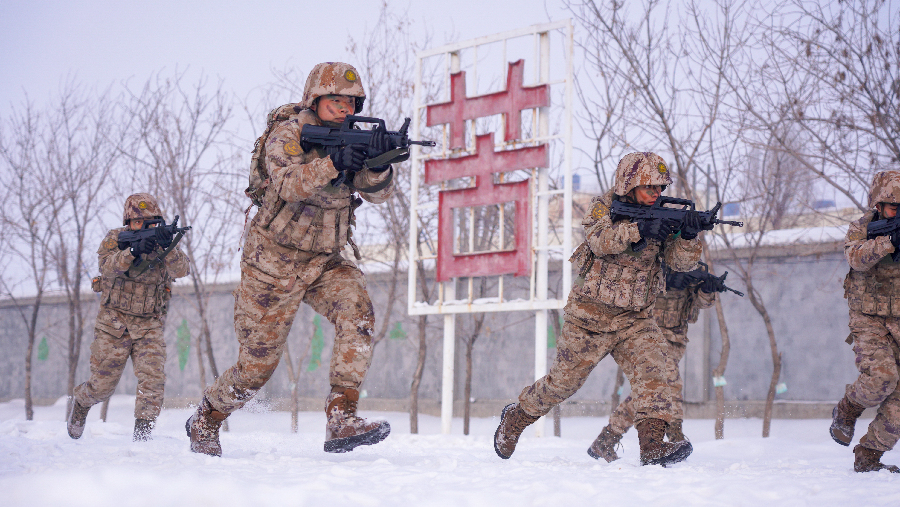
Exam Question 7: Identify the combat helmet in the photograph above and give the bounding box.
[122,193,163,225]
[868,171,900,209]
[613,152,673,198]
[300,62,366,114]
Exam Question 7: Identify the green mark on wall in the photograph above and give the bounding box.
[177,319,191,371]
[38,336,49,361]
[307,314,324,372]
[389,322,407,340]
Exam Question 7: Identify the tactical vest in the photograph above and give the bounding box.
[655,289,694,329]
[844,256,900,317]
[575,240,664,311]
[101,267,172,318]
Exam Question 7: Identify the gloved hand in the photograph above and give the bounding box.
[637,218,676,243]
[700,272,727,293]
[891,230,900,251]
[665,271,692,291]
[130,237,158,258]
[680,210,702,240]
[330,144,367,185]
[117,239,129,251]
[154,226,174,249]
[367,127,398,172]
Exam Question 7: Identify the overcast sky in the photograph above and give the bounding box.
[0,0,569,117]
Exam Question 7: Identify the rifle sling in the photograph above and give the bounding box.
[127,231,185,278]
[365,147,409,170]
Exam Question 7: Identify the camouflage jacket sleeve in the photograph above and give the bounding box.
[353,166,395,204]
[583,192,642,256]
[662,234,702,272]
[266,119,339,204]
[692,285,717,310]
[163,244,191,279]
[97,228,135,276]
[845,211,894,272]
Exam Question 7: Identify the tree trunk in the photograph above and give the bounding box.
[24,303,38,421]
[409,314,428,434]
[745,280,781,438]
[610,366,626,413]
[549,309,563,437]
[463,337,473,436]
[712,297,731,440]
[100,398,110,422]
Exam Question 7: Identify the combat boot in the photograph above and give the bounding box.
[636,418,693,466]
[830,396,866,446]
[186,397,228,457]
[493,403,540,459]
[67,399,91,439]
[666,419,687,442]
[854,436,900,473]
[587,425,623,462]
[324,388,391,453]
[133,418,155,442]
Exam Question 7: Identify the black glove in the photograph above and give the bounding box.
[680,210,702,240]
[637,218,676,243]
[330,144,367,185]
[700,272,727,293]
[117,240,129,251]
[130,237,157,258]
[154,226,174,249]
[367,127,397,172]
[665,271,692,291]
[891,230,900,251]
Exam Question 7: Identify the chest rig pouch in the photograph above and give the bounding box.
[844,256,900,317]
[577,241,663,311]
[102,267,172,318]
[263,194,358,253]
[655,290,691,329]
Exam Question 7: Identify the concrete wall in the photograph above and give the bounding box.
[0,240,860,419]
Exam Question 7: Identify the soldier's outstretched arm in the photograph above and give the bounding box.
[164,246,191,279]
[354,166,395,204]
[267,122,340,203]
[846,215,894,272]
[583,197,641,256]
[662,234,701,273]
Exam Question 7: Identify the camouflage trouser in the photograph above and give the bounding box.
[73,320,166,420]
[846,310,900,452]
[205,255,375,415]
[519,316,682,424]
[608,329,686,434]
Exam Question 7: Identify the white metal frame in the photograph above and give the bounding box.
[410,20,574,435]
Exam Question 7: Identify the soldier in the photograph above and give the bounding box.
[831,170,900,473]
[187,62,395,457]
[67,193,190,441]
[588,264,722,462]
[494,152,703,466]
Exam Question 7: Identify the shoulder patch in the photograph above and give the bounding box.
[284,140,302,156]
[591,201,609,221]
[103,237,117,250]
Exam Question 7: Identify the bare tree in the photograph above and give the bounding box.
[42,81,121,411]
[120,70,242,396]
[0,99,64,420]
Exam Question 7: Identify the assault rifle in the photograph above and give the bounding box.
[611,196,744,252]
[866,215,900,262]
[300,115,435,187]
[118,215,191,277]
[665,261,744,297]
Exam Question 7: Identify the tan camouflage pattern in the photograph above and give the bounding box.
[73,226,190,419]
[868,171,900,209]
[122,193,163,225]
[841,207,900,452]
[517,189,700,423]
[608,287,715,433]
[202,107,391,416]
[300,62,366,113]
[844,311,900,452]
[844,212,900,317]
[612,152,673,197]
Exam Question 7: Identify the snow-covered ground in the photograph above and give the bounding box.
[1,396,898,507]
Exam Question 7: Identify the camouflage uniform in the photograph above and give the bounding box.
[605,286,716,435]
[519,189,701,421]
[837,171,900,465]
[70,194,190,439]
[495,152,701,466]
[191,62,393,456]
